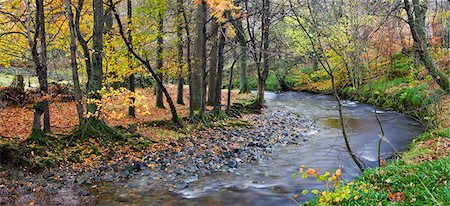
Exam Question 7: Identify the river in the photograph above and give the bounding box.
[96,92,423,206]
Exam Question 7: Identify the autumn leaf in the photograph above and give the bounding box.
[388,192,406,202]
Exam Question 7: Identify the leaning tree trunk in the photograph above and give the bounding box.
[404,0,449,93]
[75,0,92,89]
[65,0,84,124]
[111,2,182,126]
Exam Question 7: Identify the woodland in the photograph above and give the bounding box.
[0,0,449,205]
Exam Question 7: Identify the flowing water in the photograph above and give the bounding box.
[96,92,423,206]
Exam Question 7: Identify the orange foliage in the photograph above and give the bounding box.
[0,85,239,141]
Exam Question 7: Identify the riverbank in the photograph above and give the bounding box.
[297,76,450,205]
[0,108,317,205]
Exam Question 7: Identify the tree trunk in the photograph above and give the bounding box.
[181,1,194,119]
[213,26,225,113]
[227,46,239,113]
[176,0,185,105]
[236,21,249,93]
[228,13,249,94]
[257,0,271,107]
[127,0,136,117]
[65,0,84,124]
[191,1,207,114]
[75,0,92,90]
[405,0,449,93]
[87,0,104,117]
[207,21,219,106]
[156,9,165,108]
[29,0,51,134]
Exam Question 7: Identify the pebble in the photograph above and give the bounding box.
[2,110,316,204]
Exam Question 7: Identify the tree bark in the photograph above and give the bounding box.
[257,0,271,107]
[29,0,51,134]
[181,1,194,119]
[75,0,92,90]
[87,0,104,116]
[207,21,219,106]
[176,0,185,105]
[127,0,136,117]
[156,8,165,108]
[404,0,449,93]
[65,0,84,124]
[213,26,225,113]
[191,1,207,114]
[226,46,240,114]
[236,21,249,93]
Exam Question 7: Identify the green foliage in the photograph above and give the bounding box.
[341,77,444,128]
[307,129,450,205]
[293,166,361,205]
[27,128,51,146]
[386,53,414,80]
[232,70,295,91]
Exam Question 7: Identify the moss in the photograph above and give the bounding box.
[341,77,444,128]
[27,128,50,146]
[71,118,124,141]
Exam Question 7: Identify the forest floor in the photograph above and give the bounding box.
[0,85,319,205]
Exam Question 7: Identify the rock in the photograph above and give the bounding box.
[77,189,90,196]
[176,169,185,176]
[118,170,130,179]
[175,182,188,189]
[43,172,55,179]
[228,160,238,168]
[183,175,198,184]
[223,151,231,158]
[117,193,130,202]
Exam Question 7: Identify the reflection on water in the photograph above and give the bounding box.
[96,92,423,206]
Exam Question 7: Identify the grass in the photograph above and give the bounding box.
[341,76,445,128]
[305,129,450,206]
[291,52,450,205]
[0,74,14,86]
[232,70,296,91]
[0,73,70,88]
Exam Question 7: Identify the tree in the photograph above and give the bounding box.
[191,0,207,115]
[213,25,226,113]
[127,0,136,117]
[257,0,271,107]
[29,0,51,135]
[288,0,364,172]
[404,0,450,93]
[207,20,219,106]
[111,0,182,126]
[65,0,84,124]
[176,0,185,105]
[155,0,165,109]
